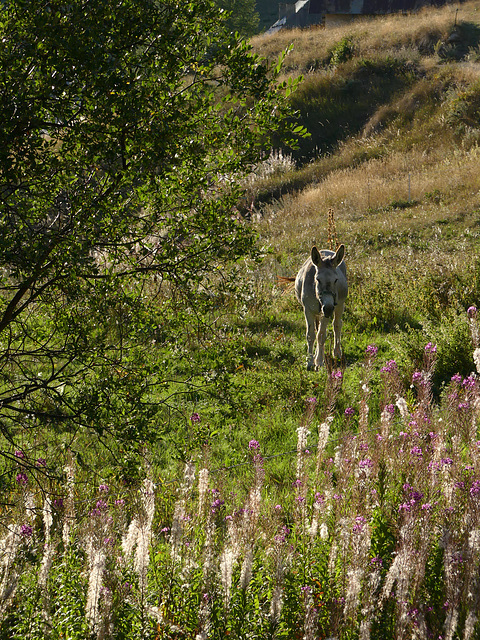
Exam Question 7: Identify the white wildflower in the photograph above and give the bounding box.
[23,490,36,521]
[308,515,318,538]
[122,518,141,558]
[43,497,53,544]
[270,585,283,622]
[344,568,364,619]
[464,611,478,640]
[220,546,238,604]
[319,522,329,540]
[468,529,480,551]
[62,462,76,548]
[474,348,480,374]
[197,468,209,516]
[396,396,410,420]
[444,607,459,640]
[318,418,332,453]
[239,546,254,590]
[359,619,371,640]
[38,543,55,588]
[0,526,21,615]
[86,547,106,635]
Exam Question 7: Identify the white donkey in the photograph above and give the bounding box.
[295,244,348,370]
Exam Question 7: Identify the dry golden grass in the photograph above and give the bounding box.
[258,139,480,265]
[253,1,472,72]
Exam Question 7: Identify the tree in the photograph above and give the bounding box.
[214,0,260,36]
[0,0,301,477]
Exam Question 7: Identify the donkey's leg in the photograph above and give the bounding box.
[305,310,317,371]
[333,302,345,359]
[314,316,330,369]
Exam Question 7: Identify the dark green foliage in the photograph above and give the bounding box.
[327,36,355,66]
[215,0,260,36]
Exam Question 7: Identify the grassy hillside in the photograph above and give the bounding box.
[198,0,480,461]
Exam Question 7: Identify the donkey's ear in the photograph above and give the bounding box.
[333,244,345,267]
[311,246,322,266]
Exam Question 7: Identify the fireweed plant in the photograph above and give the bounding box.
[3,309,480,638]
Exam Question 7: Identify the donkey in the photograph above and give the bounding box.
[295,244,348,370]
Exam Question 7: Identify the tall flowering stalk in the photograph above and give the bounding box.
[170,462,195,560]
[62,459,76,548]
[294,424,310,532]
[358,345,377,440]
[0,526,21,620]
[122,476,156,602]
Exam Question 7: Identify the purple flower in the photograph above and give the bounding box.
[36,458,47,467]
[442,457,454,465]
[190,412,201,423]
[385,403,395,414]
[211,498,225,514]
[410,446,423,457]
[370,556,383,566]
[409,490,424,503]
[331,370,343,380]
[366,344,378,357]
[470,481,480,496]
[20,524,33,537]
[54,498,64,509]
[412,371,423,384]
[306,396,317,405]
[451,373,462,384]
[274,504,282,510]
[463,375,476,389]
[468,305,477,319]
[381,359,397,373]
[99,484,109,493]
[14,450,25,459]
[421,503,432,511]
[16,472,28,486]
[344,407,355,416]
[425,342,437,354]
[458,401,470,410]
[115,499,125,506]
[248,440,260,450]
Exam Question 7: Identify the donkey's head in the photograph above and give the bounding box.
[311,244,345,318]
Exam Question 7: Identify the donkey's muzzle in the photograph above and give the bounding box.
[320,293,335,318]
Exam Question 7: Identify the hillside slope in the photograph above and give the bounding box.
[238,0,480,389]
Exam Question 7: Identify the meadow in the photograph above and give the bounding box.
[4,1,480,638]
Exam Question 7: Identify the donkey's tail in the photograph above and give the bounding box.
[277,276,296,292]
